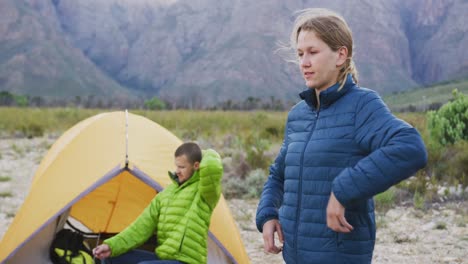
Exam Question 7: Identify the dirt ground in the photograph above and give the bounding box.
[0,137,467,264]
[228,199,467,264]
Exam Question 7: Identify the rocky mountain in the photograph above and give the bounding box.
[0,0,136,103]
[1,0,467,107]
[404,0,468,84]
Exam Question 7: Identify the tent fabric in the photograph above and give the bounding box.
[0,111,250,264]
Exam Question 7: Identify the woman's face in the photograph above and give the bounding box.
[296,30,345,92]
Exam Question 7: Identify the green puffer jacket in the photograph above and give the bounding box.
[104,149,223,264]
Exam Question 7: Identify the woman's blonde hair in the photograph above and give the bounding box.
[290,8,358,89]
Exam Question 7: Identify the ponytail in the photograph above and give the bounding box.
[338,58,358,90]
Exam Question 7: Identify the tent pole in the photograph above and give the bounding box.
[125,109,129,168]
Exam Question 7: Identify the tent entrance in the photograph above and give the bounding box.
[71,169,157,234]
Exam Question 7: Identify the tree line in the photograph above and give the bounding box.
[0,91,290,111]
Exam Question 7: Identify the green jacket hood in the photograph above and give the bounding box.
[167,170,200,187]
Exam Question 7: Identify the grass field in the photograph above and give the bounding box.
[383,79,468,111]
[0,107,465,202]
[0,108,287,140]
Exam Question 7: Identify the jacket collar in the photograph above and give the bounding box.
[168,170,200,187]
[299,74,355,109]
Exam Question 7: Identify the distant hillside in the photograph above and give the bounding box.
[0,0,137,102]
[383,79,468,112]
[0,0,467,107]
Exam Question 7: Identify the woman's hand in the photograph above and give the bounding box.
[92,244,112,259]
[326,192,354,233]
[262,219,284,254]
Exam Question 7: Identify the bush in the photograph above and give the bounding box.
[19,120,45,138]
[0,176,11,182]
[397,170,429,195]
[14,95,29,107]
[222,175,249,199]
[222,169,267,199]
[435,221,447,230]
[144,96,166,110]
[243,133,271,170]
[374,187,396,212]
[413,191,426,210]
[427,89,468,145]
[437,140,468,187]
[244,169,268,199]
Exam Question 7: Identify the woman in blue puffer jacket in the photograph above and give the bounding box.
[256,8,428,264]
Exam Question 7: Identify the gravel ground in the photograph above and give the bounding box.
[0,137,467,264]
[0,137,54,239]
[228,199,468,264]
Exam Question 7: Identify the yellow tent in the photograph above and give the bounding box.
[0,111,250,264]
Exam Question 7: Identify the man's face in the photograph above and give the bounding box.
[175,154,199,184]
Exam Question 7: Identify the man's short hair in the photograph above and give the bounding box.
[175,142,202,164]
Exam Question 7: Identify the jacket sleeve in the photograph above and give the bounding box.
[199,149,223,210]
[104,196,160,256]
[255,124,288,232]
[332,91,428,208]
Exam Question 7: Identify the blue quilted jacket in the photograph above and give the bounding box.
[256,75,427,264]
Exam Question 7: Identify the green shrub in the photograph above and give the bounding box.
[443,140,468,187]
[144,96,166,110]
[19,120,45,138]
[424,90,468,188]
[243,133,271,170]
[222,175,249,199]
[11,143,24,157]
[14,95,29,107]
[413,191,426,210]
[435,221,447,230]
[375,215,388,229]
[244,169,268,199]
[455,216,467,228]
[427,89,468,145]
[397,170,429,196]
[0,192,13,198]
[264,126,280,138]
[0,176,11,182]
[6,212,15,218]
[222,169,267,199]
[374,187,396,212]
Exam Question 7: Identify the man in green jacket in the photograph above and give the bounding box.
[92,142,223,264]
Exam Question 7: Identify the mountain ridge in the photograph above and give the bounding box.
[1,0,467,107]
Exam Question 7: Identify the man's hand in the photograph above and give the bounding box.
[262,219,284,254]
[92,244,112,260]
[326,192,353,233]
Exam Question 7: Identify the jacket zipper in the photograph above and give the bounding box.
[178,221,189,252]
[294,108,320,260]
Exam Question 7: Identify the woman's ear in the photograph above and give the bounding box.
[336,46,348,68]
